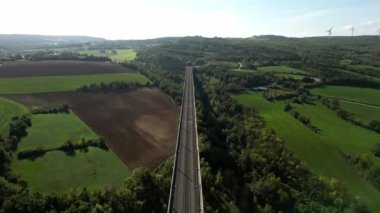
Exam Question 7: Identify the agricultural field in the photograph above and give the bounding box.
[0,58,175,195]
[0,60,149,94]
[79,49,137,62]
[231,91,380,211]
[12,147,131,193]
[0,60,130,77]
[17,112,97,152]
[6,88,179,169]
[0,73,149,94]
[340,101,380,124]
[312,86,380,106]
[257,65,308,75]
[0,96,131,193]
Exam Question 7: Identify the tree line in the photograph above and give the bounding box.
[343,152,380,191]
[31,104,69,114]
[0,114,32,185]
[77,81,147,93]
[284,103,320,133]
[17,138,108,160]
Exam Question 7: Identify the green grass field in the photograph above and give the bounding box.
[347,65,380,72]
[230,69,255,73]
[18,112,97,152]
[275,73,305,79]
[230,69,307,80]
[12,111,131,193]
[0,97,28,136]
[312,86,380,106]
[257,65,308,75]
[0,73,149,94]
[231,91,380,211]
[340,101,380,124]
[79,49,137,62]
[208,60,238,68]
[12,147,131,193]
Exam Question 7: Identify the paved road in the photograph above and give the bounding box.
[168,66,203,213]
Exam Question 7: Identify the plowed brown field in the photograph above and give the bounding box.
[0,60,129,77]
[4,88,179,169]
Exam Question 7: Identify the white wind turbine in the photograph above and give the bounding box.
[326,26,333,40]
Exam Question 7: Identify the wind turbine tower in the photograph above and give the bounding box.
[351,26,354,37]
[326,26,333,40]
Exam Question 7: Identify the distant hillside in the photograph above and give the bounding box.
[0,34,105,51]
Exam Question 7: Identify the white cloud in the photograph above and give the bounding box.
[343,25,354,31]
[363,20,374,25]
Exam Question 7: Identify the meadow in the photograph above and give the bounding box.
[231,91,380,211]
[79,49,137,62]
[312,86,380,106]
[257,65,308,75]
[17,112,97,152]
[0,73,149,94]
[12,147,131,193]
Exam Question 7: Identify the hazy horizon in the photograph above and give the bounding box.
[1,0,379,40]
[2,33,380,41]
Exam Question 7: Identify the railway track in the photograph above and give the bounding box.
[167,66,203,213]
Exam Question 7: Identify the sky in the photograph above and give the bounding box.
[1,0,380,40]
